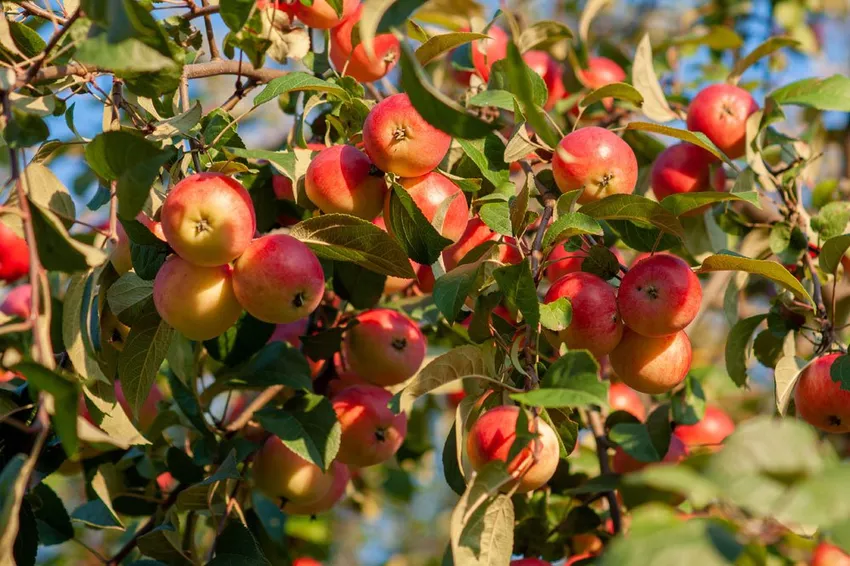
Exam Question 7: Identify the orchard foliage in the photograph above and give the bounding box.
[4,0,850,564]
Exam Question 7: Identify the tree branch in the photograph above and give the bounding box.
[19,1,69,25]
[199,0,221,61]
[223,385,283,432]
[106,487,185,566]
[586,408,623,535]
[23,8,80,86]
[181,3,220,20]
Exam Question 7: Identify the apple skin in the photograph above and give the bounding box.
[109,222,133,274]
[545,244,625,283]
[612,434,688,474]
[330,4,400,82]
[373,216,416,294]
[1,284,31,320]
[617,253,702,337]
[673,406,735,451]
[384,172,469,243]
[543,272,623,360]
[552,127,638,204]
[253,435,335,503]
[341,308,426,387]
[273,143,327,202]
[291,0,356,28]
[523,50,565,109]
[363,93,452,178]
[608,382,646,421]
[305,145,388,220]
[466,405,560,493]
[232,234,325,324]
[155,472,178,493]
[0,222,29,283]
[160,173,256,267]
[471,26,508,83]
[283,461,350,515]
[153,255,243,341]
[651,143,727,214]
[609,329,692,394]
[115,379,164,432]
[578,57,626,89]
[332,385,408,468]
[293,559,322,566]
[811,542,850,566]
[686,84,759,160]
[442,217,522,271]
[794,353,850,433]
[511,559,552,566]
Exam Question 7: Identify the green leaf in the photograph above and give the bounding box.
[399,42,498,139]
[209,522,271,566]
[290,214,416,278]
[672,374,706,425]
[581,245,621,280]
[254,73,349,106]
[106,273,154,320]
[175,451,241,510]
[697,253,813,305]
[769,222,807,264]
[580,194,685,238]
[631,34,678,123]
[502,42,558,147]
[539,297,572,332]
[517,20,573,52]
[255,394,341,470]
[83,381,149,447]
[333,261,386,309]
[728,37,799,84]
[510,178,530,237]
[220,0,255,32]
[0,455,37,564]
[130,242,169,281]
[646,403,672,458]
[579,82,643,112]
[28,200,107,272]
[626,122,734,167]
[830,355,850,393]
[385,183,454,265]
[415,32,489,66]
[85,131,175,220]
[147,101,203,141]
[433,263,481,321]
[116,300,175,418]
[468,89,516,111]
[579,0,610,44]
[136,522,190,565]
[299,327,345,361]
[456,135,512,194]
[205,312,274,367]
[724,314,767,387]
[478,202,512,237]
[493,259,539,328]
[811,202,850,240]
[820,234,850,274]
[661,25,744,50]
[661,191,760,217]
[399,345,488,412]
[28,483,73,546]
[442,424,467,495]
[3,111,48,149]
[223,147,297,179]
[624,465,719,509]
[774,355,808,416]
[542,212,603,248]
[610,422,661,463]
[358,0,427,58]
[511,350,607,408]
[13,362,79,457]
[769,74,850,111]
[450,463,514,566]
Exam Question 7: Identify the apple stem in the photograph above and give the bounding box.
[585,408,623,535]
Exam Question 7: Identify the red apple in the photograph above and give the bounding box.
[608,382,646,421]
[156,472,178,493]
[543,272,623,359]
[384,172,469,243]
[341,308,426,387]
[673,406,735,451]
[305,145,388,220]
[273,143,326,201]
[471,26,508,83]
[618,253,702,337]
[0,222,29,283]
[283,461,350,515]
[686,84,759,160]
[651,143,726,215]
[552,127,638,204]
[332,385,407,468]
[442,217,522,271]
[293,559,322,566]
[811,542,850,566]
[153,255,243,341]
[511,559,552,566]
[609,329,692,394]
[612,434,688,474]
[794,353,850,433]
[160,173,256,267]
[523,50,565,110]
[291,0,356,28]
[363,93,452,178]
[232,234,325,324]
[466,405,560,493]
[373,216,416,294]
[545,244,625,283]
[578,57,626,89]
[253,435,335,503]
[330,4,400,82]
[1,284,31,320]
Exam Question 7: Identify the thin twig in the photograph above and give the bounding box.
[106,486,185,565]
[18,1,68,24]
[181,3,219,19]
[586,408,623,535]
[22,8,80,87]
[108,79,122,243]
[223,385,283,432]
[180,73,203,172]
[199,0,221,60]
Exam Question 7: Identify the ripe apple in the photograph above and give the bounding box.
[552,127,638,204]
[543,272,623,359]
[511,559,551,566]
[608,382,646,421]
[471,25,508,83]
[332,385,408,468]
[1,284,31,320]
[284,461,350,515]
[650,143,727,216]
[545,244,625,283]
[253,435,335,503]
[578,57,626,89]
[523,50,565,109]
[384,172,469,243]
[442,217,522,271]
[363,93,452,178]
[565,555,594,566]
[609,329,692,394]
[373,216,416,293]
[293,559,322,566]
[0,222,29,283]
[153,255,243,341]
[811,542,850,566]
[305,145,388,220]
[291,0,356,28]
[611,434,688,474]
[232,234,325,324]
[341,308,426,387]
[156,472,178,493]
[273,142,327,202]
[330,4,400,82]
[160,173,256,267]
[617,253,702,337]
[686,84,759,160]
[136,211,167,242]
[466,405,560,493]
[673,406,735,451]
[109,222,133,274]
[794,353,850,433]
[115,379,164,432]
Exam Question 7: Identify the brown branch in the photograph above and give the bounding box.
[219,79,258,112]
[181,3,220,20]
[107,80,122,244]
[586,408,623,535]
[223,385,283,432]
[106,487,184,566]
[18,2,69,25]
[199,0,221,60]
[22,8,80,87]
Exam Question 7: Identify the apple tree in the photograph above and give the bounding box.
[1,0,850,564]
